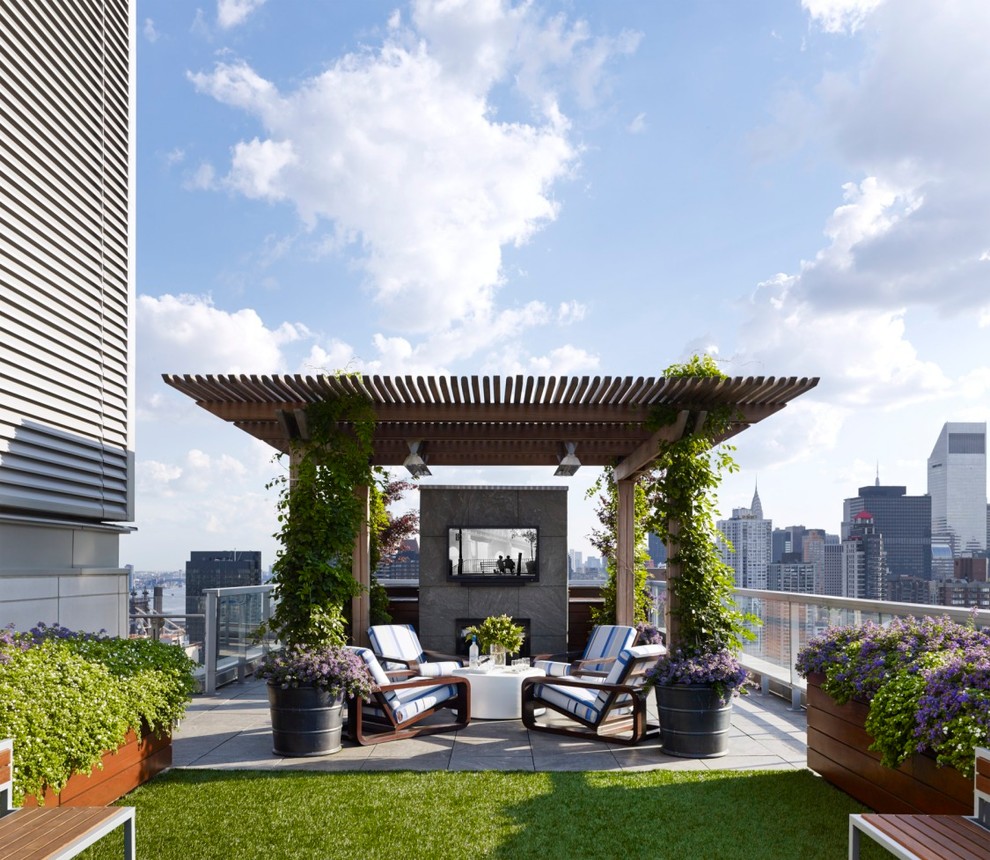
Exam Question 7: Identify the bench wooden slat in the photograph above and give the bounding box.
[0,807,134,860]
[861,814,990,860]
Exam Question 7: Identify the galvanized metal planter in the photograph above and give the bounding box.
[655,684,733,758]
[267,683,345,757]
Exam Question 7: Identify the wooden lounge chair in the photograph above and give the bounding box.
[522,644,665,745]
[533,624,638,679]
[346,647,470,745]
[849,746,990,859]
[368,624,465,676]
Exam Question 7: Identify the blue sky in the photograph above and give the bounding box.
[131,0,990,570]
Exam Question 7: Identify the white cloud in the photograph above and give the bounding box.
[803,0,885,34]
[183,162,217,190]
[143,18,160,43]
[136,294,308,419]
[132,444,279,569]
[735,0,990,428]
[164,147,185,166]
[217,0,267,30]
[188,2,637,333]
[227,138,296,200]
[627,112,646,134]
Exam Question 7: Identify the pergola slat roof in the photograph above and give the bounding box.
[163,373,819,476]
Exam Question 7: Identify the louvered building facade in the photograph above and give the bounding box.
[0,1,135,634]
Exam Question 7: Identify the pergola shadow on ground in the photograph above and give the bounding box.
[172,677,807,773]
[164,373,818,642]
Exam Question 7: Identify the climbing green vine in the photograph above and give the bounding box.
[586,466,655,626]
[262,377,376,649]
[643,355,757,652]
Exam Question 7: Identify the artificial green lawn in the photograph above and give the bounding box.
[79,768,889,859]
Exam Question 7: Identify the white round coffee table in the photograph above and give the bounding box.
[451,666,545,720]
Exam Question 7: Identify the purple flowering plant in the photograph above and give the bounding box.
[256,645,374,701]
[647,646,751,702]
[635,622,665,646]
[797,616,990,776]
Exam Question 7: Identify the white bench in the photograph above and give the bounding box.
[849,746,990,859]
[0,739,135,859]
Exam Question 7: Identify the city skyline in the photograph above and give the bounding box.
[126,1,990,570]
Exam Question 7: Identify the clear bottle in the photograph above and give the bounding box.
[468,636,479,668]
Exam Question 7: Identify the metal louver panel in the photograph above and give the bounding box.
[0,0,134,522]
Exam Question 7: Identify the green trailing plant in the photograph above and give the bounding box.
[643,355,757,653]
[0,624,196,804]
[262,381,376,649]
[586,466,655,626]
[463,615,525,656]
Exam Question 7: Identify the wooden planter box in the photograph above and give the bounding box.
[806,672,971,814]
[22,729,171,808]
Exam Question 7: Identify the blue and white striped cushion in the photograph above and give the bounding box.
[347,646,401,708]
[593,644,665,711]
[417,661,460,677]
[530,679,602,723]
[368,624,426,667]
[579,625,638,674]
[389,682,459,723]
[533,659,572,677]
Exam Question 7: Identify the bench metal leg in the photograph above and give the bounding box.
[124,811,136,860]
[849,816,860,860]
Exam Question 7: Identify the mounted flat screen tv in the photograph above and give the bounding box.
[448,527,538,581]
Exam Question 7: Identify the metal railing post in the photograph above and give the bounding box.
[204,589,218,695]
[789,599,802,710]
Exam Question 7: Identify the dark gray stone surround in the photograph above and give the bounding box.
[418,486,568,656]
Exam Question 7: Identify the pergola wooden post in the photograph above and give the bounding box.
[615,478,636,626]
[351,484,371,648]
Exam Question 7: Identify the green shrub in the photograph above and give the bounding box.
[0,625,196,803]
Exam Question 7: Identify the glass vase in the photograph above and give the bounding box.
[490,644,507,667]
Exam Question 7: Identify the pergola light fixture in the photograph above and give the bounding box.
[554,442,581,477]
[403,440,432,478]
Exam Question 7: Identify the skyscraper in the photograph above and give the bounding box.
[843,481,931,582]
[841,511,887,599]
[0,2,135,634]
[185,551,263,648]
[927,422,987,556]
[717,486,772,589]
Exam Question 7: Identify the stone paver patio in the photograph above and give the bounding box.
[172,678,807,773]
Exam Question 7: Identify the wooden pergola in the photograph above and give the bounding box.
[163,373,819,645]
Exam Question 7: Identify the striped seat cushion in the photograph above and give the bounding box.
[417,661,460,677]
[347,646,401,708]
[533,659,572,677]
[579,625,638,674]
[347,646,458,722]
[531,644,665,722]
[368,624,426,668]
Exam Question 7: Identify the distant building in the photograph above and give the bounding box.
[768,560,815,593]
[843,481,931,582]
[185,551,262,646]
[822,537,843,596]
[954,556,988,582]
[933,579,990,609]
[647,532,667,566]
[717,486,772,589]
[841,512,887,599]
[375,538,420,580]
[772,525,808,563]
[888,575,931,605]
[927,422,987,556]
[932,543,954,581]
